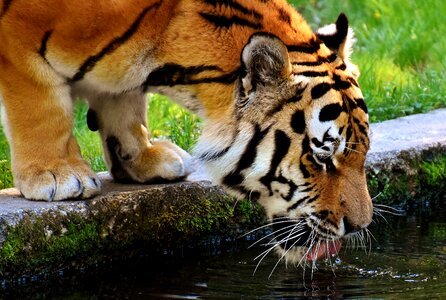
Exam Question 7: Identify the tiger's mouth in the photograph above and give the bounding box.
[271,216,342,262]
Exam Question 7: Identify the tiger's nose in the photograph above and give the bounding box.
[342,216,362,235]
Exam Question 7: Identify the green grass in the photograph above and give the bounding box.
[72,93,201,174]
[0,94,200,189]
[0,0,444,189]
[74,93,201,173]
[290,0,446,122]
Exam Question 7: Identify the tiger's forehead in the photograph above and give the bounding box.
[288,51,365,113]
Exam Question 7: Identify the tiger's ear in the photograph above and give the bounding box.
[316,13,355,61]
[240,33,291,95]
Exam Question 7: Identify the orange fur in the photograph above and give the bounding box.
[0,0,372,264]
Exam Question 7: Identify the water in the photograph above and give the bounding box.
[2,204,445,299]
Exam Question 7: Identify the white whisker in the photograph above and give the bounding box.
[239,218,300,238]
[267,223,306,278]
[374,204,405,216]
[345,146,364,154]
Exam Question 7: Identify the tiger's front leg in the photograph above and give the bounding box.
[87,92,195,183]
[0,62,101,201]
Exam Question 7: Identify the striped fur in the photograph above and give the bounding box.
[0,0,372,264]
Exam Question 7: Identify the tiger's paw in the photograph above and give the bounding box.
[108,138,195,183]
[15,160,102,201]
[149,140,196,180]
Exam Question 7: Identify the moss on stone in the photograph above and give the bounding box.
[421,155,446,187]
[0,183,266,279]
[0,212,101,277]
[367,149,446,206]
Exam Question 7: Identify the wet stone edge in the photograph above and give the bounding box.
[0,144,445,281]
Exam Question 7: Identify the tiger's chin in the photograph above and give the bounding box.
[275,239,343,266]
[266,215,344,267]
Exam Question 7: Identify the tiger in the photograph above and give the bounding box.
[0,0,373,264]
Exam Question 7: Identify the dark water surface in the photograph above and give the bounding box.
[2,203,445,299]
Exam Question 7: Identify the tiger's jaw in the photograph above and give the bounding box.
[257,165,373,265]
[269,215,344,265]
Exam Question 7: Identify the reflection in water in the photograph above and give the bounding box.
[2,203,445,299]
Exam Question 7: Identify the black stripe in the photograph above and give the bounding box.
[299,184,313,193]
[287,39,321,54]
[356,122,368,138]
[311,82,331,99]
[293,61,322,67]
[290,110,305,134]
[87,109,100,132]
[332,74,351,90]
[69,3,160,83]
[306,155,322,171]
[39,30,52,61]
[145,64,220,86]
[353,117,368,136]
[311,138,324,148]
[259,130,291,196]
[277,7,291,25]
[325,159,336,173]
[299,135,311,178]
[275,174,298,201]
[292,53,337,67]
[142,63,239,89]
[314,210,329,219]
[312,209,338,229]
[319,103,343,122]
[347,76,359,87]
[297,71,329,77]
[286,85,306,103]
[324,217,339,230]
[198,146,231,161]
[335,63,346,70]
[287,94,302,103]
[287,195,310,212]
[287,44,320,54]
[315,223,337,236]
[344,126,353,155]
[346,96,357,110]
[355,98,368,114]
[203,0,263,20]
[223,124,270,187]
[323,129,335,142]
[326,53,338,63]
[106,136,133,183]
[306,194,319,204]
[265,103,284,117]
[341,98,349,113]
[199,12,262,29]
[346,124,353,142]
[0,0,12,17]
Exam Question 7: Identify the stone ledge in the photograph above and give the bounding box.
[365,109,446,204]
[367,108,446,164]
[0,174,264,279]
[0,109,445,279]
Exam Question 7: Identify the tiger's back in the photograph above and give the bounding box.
[0,0,372,265]
[1,0,314,110]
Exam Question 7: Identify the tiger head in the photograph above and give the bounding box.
[196,14,372,264]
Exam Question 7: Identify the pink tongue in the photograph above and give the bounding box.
[306,240,342,261]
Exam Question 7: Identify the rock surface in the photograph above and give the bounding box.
[0,109,445,279]
[367,108,446,162]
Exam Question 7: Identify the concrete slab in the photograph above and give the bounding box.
[368,108,446,162]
